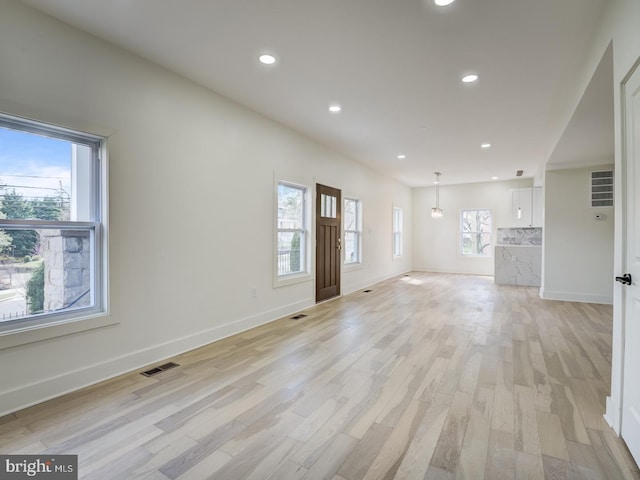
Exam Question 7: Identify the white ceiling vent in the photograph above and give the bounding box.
[591,170,614,207]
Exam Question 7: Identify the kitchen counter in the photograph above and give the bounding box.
[494,245,541,287]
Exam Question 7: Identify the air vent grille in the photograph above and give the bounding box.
[141,362,180,377]
[591,170,614,207]
[290,314,308,320]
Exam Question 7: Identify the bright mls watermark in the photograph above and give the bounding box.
[0,455,77,479]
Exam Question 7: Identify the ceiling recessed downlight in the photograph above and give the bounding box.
[481,143,491,149]
[258,53,276,65]
[434,0,455,5]
[462,74,479,83]
[397,154,406,159]
[329,104,342,113]
[491,176,499,180]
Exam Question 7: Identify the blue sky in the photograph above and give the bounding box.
[0,126,72,200]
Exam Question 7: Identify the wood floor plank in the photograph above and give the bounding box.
[542,454,570,480]
[0,272,633,480]
[484,428,515,480]
[301,433,357,480]
[393,392,452,479]
[455,414,491,480]
[429,391,473,473]
[514,451,544,480]
[536,411,570,461]
[550,383,590,445]
[514,385,541,456]
[337,422,393,480]
[360,399,429,479]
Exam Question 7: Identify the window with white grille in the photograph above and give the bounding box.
[0,113,106,329]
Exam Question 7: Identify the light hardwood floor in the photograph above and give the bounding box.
[1,272,639,479]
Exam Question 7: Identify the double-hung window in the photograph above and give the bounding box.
[393,207,403,257]
[276,182,307,277]
[0,114,106,330]
[343,198,361,265]
[461,209,492,256]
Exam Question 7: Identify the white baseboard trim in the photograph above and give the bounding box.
[342,270,411,296]
[605,395,621,434]
[412,267,493,277]
[0,298,313,417]
[540,289,612,305]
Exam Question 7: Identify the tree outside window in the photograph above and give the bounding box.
[461,209,492,256]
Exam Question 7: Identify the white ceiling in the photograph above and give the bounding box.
[19,0,611,186]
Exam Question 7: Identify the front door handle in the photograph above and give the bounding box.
[616,273,632,285]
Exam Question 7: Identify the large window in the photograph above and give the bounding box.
[344,198,361,265]
[0,114,105,328]
[276,182,307,276]
[393,207,403,257]
[461,209,492,256]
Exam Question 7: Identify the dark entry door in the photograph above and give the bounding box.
[316,184,341,302]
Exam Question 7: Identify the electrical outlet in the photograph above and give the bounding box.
[250,287,257,298]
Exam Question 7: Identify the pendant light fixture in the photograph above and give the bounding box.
[431,172,443,219]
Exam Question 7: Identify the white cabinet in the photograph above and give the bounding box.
[510,187,543,227]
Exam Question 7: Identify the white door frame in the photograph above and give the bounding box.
[606,57,640,450]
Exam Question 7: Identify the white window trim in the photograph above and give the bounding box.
[460,208,493,258]
[0,114,111,350]
[392,206,403,259]
[273,179,312,288]
[343,197,362,269]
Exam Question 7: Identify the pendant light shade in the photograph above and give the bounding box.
[431,172,443,219]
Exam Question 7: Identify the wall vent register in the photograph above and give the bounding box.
[591,170,614,207]
[141,362,180,377]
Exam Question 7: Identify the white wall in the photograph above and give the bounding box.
[412,179,532,275]
[0,0,412,415]
[554,0,640,434]
[542,166,614,304]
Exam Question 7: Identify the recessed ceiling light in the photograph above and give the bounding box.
[462,74,479,83]
[397,154,406,159]
[329,104,342,113]
[258,53,276,65]
[434,0,455,5]
[491,176,499,180]
[481,143,491,149]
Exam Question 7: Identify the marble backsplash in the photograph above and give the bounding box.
[497,227,542,246]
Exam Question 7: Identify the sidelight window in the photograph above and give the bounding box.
[344,198,361,265]
[393,207,403,258]
[276,182,308,276]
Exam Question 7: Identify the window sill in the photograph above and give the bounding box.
[344,262,363,272]
[0,311,116,350]
[274,272,313,288]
